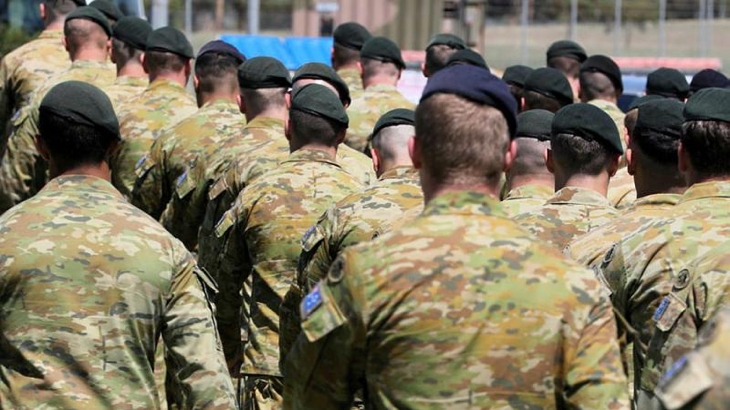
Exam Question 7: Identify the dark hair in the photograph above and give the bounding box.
[194,52,240,94]
[44,0,78,20]
[681,120,730,177]
[548,56,581,79]
[632,127,681,165]
[579,71,618,101]
[111,38,143,67]
[424,44,457,76]
[144,50,188,76]
[551,132,615,175]
[361,58,399,79]
[523,90,564,113]
[38,113,117,169]
[290,109,345,147]
[332,43,360,68]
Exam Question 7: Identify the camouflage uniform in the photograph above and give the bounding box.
[345,84,415,152]
[111,78,197,199]
[608,167,637,209]
[132,98,245,220]
[336,67,362,93]
[0,175,236,409]
[283,190,630,409]
[105,75,148,111]
[500,183,553,217]
[514,186,618,251]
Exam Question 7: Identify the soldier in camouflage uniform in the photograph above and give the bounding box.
[515,103,622,250]
[284,65,629,409]
[345,36,415,152]
[521,67,573,113]
[104,16,151,110]
[421,33,465,77]
[331,22,371,93]
[111,26,197,199]
[546,40,587,102]
[0,81,236,409]
[131,40,245,220]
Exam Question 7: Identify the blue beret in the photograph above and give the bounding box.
[197,39,246,63]
[421,65,518,137]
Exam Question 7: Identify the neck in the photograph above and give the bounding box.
[686,173,730,187]
[196,91,237,108]
[291,143,337,157]
[50,162,112,182]
[150,72,187,88]
[420,171,500,205]
[71,49,108,63]
[117,63,146,78]
[363,75,398,89]
[376,159,412,178]
[245,106,288,123]
[507,173,554,192]
[586,95,618,104]
[634,167,687,198]
[46,20,64,30]
[336,62,359,71]
[554,172,610,197]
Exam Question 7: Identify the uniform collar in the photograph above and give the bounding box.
[364,83,398,93]
[633,193,682,208]
[147,78,188,94]
[504,184,553,201]
[680,180,730,204]
[114,75,148,87]
[200,98,240,114]
[42,175,123,198]
[70,59,110,70]
[246,116,285,130]
[423,190,506,218]
[547,186,611,207]
[378,166,418,182]
[337,67,360,76]
[284,148,340,167]
[38,29,63,39]
[588,99,621,113]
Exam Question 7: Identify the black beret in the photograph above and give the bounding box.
[333,22,371,50]
[238,56,292,89]
[421,65,518,137]
[89,0,124,21]
[426,33,466,50]
[524,67,574,105]
[646,68,689,98]
[291,83,348,126]
[70,0,87,5]
[503,65,533,87]
[197,40,246,63]
[112,16,151,51]
[39,81,119,140]
[627,94,663,111]
[361,37,405,70]
[684,87,730,123]
[635,98,684,136]
[546,40,587,62]
[552,103,623,153]
[66,6,112,37]
[372,108,415,138]
[146,26,194,59]
[446,49,488,71]
[293,62,350,106]
[690,69,730,93]
[581,54,623,93]
[516,109,554,141]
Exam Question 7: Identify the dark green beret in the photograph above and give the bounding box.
[372,108,415,138]
[627,94,663,111]
[546,40,587,62]
[361,37,405,70]
[89,0,124,21]
[552,102,623,153]
[238,56,292,89]
[635,99,684,136]
[684,87,730,123]
[333,22,371,50]
[426,33,466,50]
[293,62,350,105]
[146,26,194,59]
[503,65,533,87]
[524,67,574,105]
[446,49,488,71]
[516,109,554,141]
[66,6,112,37]
[70,0,87,6]
[112,16,151,50]
[39,81,119,140]
[581,54,623,93]
[291,84,348,126]
[646,68,690,99]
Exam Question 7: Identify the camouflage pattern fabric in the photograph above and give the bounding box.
[0,175,236,409]
[283,190,630,409]
[514,186,618,251]
[590,99,628,167]
[608,167,637,210]
[105,75,148,112]
[345,84,415,152]
[111,78,197,199]
[132,99,245,220]
[337,68,362,93]
[500,183,553,217]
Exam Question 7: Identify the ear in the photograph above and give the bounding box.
[607,154,620,177]
[503,139,517,173]
[236,94,245,113]
[193,74,200,90]
[34,136,50,162]
[520,97,526,112]
[356,61,363,77]
[284,116,292,142]
[285,91,293,110]
[62,36,70,53]
[545,147,555,174]
[184,59,193,79]
[370,147,381,173]
[678,142,690,173]
[335,128,347,145]
[408,136,422,169]
[39,3,47,20]
[624,134,636,175]
[421,61,428,78]
[142,53,150,74]
[106,38,112,59]
[396,68,403,81]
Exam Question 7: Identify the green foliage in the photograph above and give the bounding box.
[0,24,37,58]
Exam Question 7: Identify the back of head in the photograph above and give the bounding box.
[523,67,573,112]
[238,56,291,114]
[144,26,194,77]
[289,84,349,148]
[446,49,488,71]
[682,88,730,178]
[371,108,415,164]
[195,41,246,95]
[647,67,690,100]
[360,37,406,81]
[292,62,350,106]
[579,55,623,102]
[111,16,151,68]
[689,69,730,96]
[546,40,587,79]
[512,109,554,178]
[503,65,533,105]
[44,0,82,23]
[424,33,466,77]
[64,7,112,56]
[632,99,684,167]
[332,22,371,68]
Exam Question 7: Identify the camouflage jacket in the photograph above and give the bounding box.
[283,190,630,409]
[105,75,148,111]
[337,67,362,93]
[0,175,236,409]
[208,149,363,378]
[345,84,415,152]
[608,167,637,210]
[501,183,553,217]
[514,186,618,251]
[111,78,197,199]
[132,99,245,220]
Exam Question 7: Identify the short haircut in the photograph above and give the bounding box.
[44,0,78,21]
[111,38,143,68]
[580,71,618,101]
[681,120,730,177]
[511,137,551,177]
[632,126,680,166]
[624,109,639,137]
[371,124,413,162]
[551,132,616,175]
[425,44,457,76]
[195,52,240,94]
[333,43,360,67]
[144,50,188,76]
[415,93,509,186]
[64,18,108,52]
[290,109,345,147]
[548,56,581,79]
[509,84,524,107]
[523,90,564,113]
[38,112,117,169]
[361,58,400,80]
[240,87,287,113]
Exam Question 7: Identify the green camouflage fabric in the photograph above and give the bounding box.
[0,175,236,409]
[283,190,630,409]
[132,98,245,220]
[111,78,197,199]
[345,84,415,152]
[500,183,553,217]
[0,59,116,214]
[608,167,637,210]
[590,99,627,150]
[514,186,618,251]
[105,75,148,112]
[337,67,362,93]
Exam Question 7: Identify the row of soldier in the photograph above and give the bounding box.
[1,0,729,409]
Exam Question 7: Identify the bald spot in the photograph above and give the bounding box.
[64,18,108,53]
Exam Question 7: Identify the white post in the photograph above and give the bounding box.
[150,0,168,28]
[248,0,260,35]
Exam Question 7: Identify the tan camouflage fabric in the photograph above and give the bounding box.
[514,186,618,251]
[105,75,148,111]
[345,84,415,152]
[337,67,362,93]
[283,190,630,409]
[0,175,236,409]
[111,78,197,199]
[608,167,637,209]
[500,183,553,217]
[132,98,245,220]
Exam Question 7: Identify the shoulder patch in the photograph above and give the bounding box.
[301,283,323,318]
[300,281,347,342]
[208,177,228,201]
[656,354,714,410]
[653,293,688,332]
[214,210,236,238]
[135,154,147,171]
[175,169,196,199]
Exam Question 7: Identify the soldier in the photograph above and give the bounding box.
[502,64,533,105]
[646,67,690,101]
[210,84,363,408]
[515,103,622,250]
[688,68,729,98]
[104,16,151,110]
[331,22,371,93]
[0,80,236,409]
[547,39,587,101]
[131,40,245,220]
[89,0,124,24]
[501,109,554,217]
[446,48,489,70]
[283,65,629,409]
[111,26,197,199]
[521,67,573,113]
[346,36,415,152]
[421,33,466,77]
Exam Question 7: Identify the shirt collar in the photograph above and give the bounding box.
[245,116,285,130]
[147,78,188,94]
[115,76,148,87]
[547,186,611,207]
[633,193,682,208]
[589,99,621,113]
[378,166,418,182]
[42,175,123,198]
[200,98,241,114]
[680,180,730,204]
[283,148,340,167]
[504,184,553,201]
[365,83,398,93]
[423,190,506,218]
[70,59,110,70]
[38,29,63,40]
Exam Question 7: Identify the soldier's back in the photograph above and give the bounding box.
[501,183,553,217]
[105,75,148,111]
[345,84,415,152]
[337,67,363,93]
[608,167,637,209]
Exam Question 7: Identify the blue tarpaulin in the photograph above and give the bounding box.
[219,35,333,70]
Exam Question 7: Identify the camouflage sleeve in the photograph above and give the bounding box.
[298,210,335,292]
[0,107,46,213]
[131,136,166,219]
[160,159,208,251]
[0,61,12,154]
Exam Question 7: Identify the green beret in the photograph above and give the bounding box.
[291,84,348,126]
[646,68,690,99]
[516,109,554,141]
[581,54,623,93]
[627,94,663,111]
[552,102,623,153]
[112,16,151,50]
[524,67,574,105]
[546,40,587,62]
[503,65,533,87]
[361,37,405,70]
[635,99,684,136]
[89,0,124,21]
[684,87,730,123]
[238,56,292,89]
[39,81,119,140]
[66,6,112,37]
[372,108,415,138]
[426,33,466,50]
[70,0,87,5]
[293,62,350,105]
[146,27,194,59]
[333,22,371,50]
[446,49,488,71]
